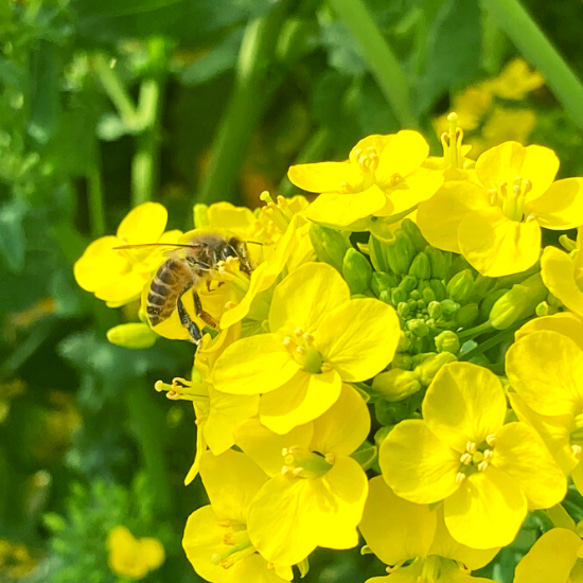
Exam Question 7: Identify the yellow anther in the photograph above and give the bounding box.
[302,332,314,343]
[260,191,275,204]
[485,434,496,447]
[465,441,477,454]
[477,460,489,472]
[325,453,336,465]
[294,327,304,336]
[460,453,472,465]
[267,562,275,571]
[218,520,231,528]
[292,467,304,477]
[321,363,333,373]
[489,189,498,206]
[388,172,402,186]
[276,195,288,207]
[572,444,582,459]
[456,472,466,485]
[341,181,351,193]
[483,448,493,461]
[296,346,306,355]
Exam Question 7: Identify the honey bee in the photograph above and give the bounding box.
[116,233,253,347]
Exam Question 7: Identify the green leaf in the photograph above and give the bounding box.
[0,201,26,273]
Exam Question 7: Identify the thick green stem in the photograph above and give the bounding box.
[196,5,289,205]
[326,0,417,128]
[131,38,167,206]
[457,321,493,341]
[87,144,106,237]
[459,326,517,362]
[482,0,583,130]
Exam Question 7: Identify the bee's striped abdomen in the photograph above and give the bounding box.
[147,258,195,326]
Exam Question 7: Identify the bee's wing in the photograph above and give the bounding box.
[113,243,202,251]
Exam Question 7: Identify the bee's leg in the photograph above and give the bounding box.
[193,291,218,329]
[176,295,202,347]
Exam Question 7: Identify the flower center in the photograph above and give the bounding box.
[154,377,209,405]
[281,446,334,479]
[282,328,329,374]
[211,521,256,569]
[488,177,532,222]
[569,412,583,459]
[343,146,379,193]
[455,436,496,484]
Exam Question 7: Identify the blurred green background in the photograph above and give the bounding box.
[2,0,583,581]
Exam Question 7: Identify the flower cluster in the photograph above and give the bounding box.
[75,115,583,582]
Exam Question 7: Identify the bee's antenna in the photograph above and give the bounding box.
[246,241,263,246]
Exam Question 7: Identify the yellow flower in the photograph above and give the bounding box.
[74,202,180,306]
[107,525,165,580]
[506,318,583,493]
[288,131,443,227]
[417,141,583,276]
[487,58,544,100]
[513,528,583,583]
[380,362,566,549]
[541,228,583,317]
[236,385,370,566]
[182,449,293,583]
[360,477,498,583]
[213,262,400,434]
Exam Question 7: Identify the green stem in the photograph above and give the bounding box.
[457,321,493,341]
[87,144,106,237]
[482,0,583,130]
[131,38,167,206]
[326,0,417,127]
[459,326,516,361]
[196,5,289,205]
[125,383,172,515]
[93,54,140,130]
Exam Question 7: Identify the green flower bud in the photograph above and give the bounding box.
[425,247,452,280]
[402,219,427,252]
[391,287,407,305]
[371,272,398,298]
[479,288,509,320]
[535,301,550,317]
[391,353,413,370]
[385,230,415,275]
[435,330,460,354]
[446,269,475,302]
[409,289,421,301]
[397,302,410,318]
[342,248,373,295]
[411,352,436,367]
[408,251,432,280]
[407,318,430,337]
[107,323,158,349]
[416,352,457,386]
[396,331,411,352]
[193,203,209,228]
[441,298,459,316]
[456,303,479,328]
[310,224,351,273]
[379,290,391,304]
[422,286,436,304]
[472,275,495,300]
[428,300,442,319]
[489,273,547,330]
[400,275,417,295]
[373,368,422,402]
[429,279,447,301]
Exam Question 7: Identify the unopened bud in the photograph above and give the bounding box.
[447,269,475,302]
[408,252,432,280]
[434,331,460,354]
[193,203,209,228]
[401,219,427,252]
[371,271,398,298]
[107,323,157,349]
[373,369,422,401]
[416,352,457,386]
[342,248,373,295]
[429,279,447,301]
[426,247,452,280]
[384,230,415,275]
[456,303,479,328]
[310,224,351,273]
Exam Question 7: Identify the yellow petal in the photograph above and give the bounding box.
[531,178,583,229]
[506,330,583,417]
[96,271,146,304]
[247,456,367,566]
[305,189,387,226]
[379,168,444,216]
[379,420,460,504]
[513,528,582,583]
[269,262,350,335]
[375,130,430,182]
[417,181,489,254]
[315,298,400,382]
[444,467,527,549]
[310,384,370,456]
[359,476,436,566]
[515,312,583,352]
[541,245,583,317]
[458,207,541,277]
[492,422,567,509]
[259,369,342,435]
[116,201,168,244]
[73,236,128,292]
[213,334,300,395]
[423,362,507,452]
[207,202,256,237]
[139,537,165,570]
[288,160,362,193]
[200,450,268,522]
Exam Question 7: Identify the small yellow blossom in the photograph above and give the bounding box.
[288,131,443,227]
[380,362,566,549]
[487,58,544,100]
[107,525,165,580]
[75,202,181,306]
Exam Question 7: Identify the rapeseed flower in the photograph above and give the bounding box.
[183,449,292,583]
[75,202,180,306]
[360,477,498,582]
[213,262,399,433]
[417,141,583,276]
[236,385,370,566]
[380,361,566,548]
[288,131,443,227]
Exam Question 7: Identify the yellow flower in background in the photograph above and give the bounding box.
[74,202,181,307]
[380,362,566,549]
[182,449,292,583]
[236,385,370,566]
[288,131,443,227]
[513,528,583,583]
[213,262,400,434]
[487,58,544,100]
[107,525,165,580]
[418,141,583,276]
[360,477,498,583]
